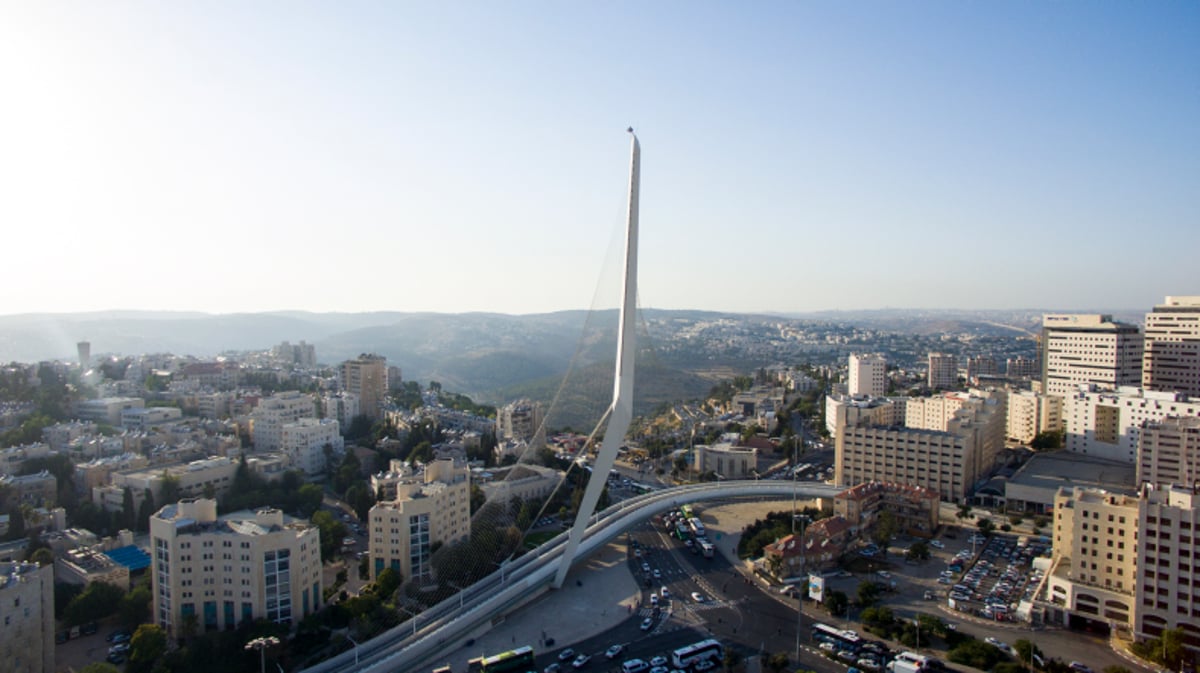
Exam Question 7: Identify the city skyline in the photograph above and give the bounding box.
[1,3,1196,317]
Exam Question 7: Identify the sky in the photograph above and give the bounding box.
[1,2,1197,317]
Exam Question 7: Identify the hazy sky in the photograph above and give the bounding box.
[2,2,1196,317]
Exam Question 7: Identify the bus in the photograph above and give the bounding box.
[680,504,695,520]
[480,646,536,673]
[698,540,715,558]
[688,517,706,537]
[674,521,690,541]
[670,638,724,669]
[812,623,862,651]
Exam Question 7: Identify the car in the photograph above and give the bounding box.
[81,622,99,635]
[559,649,577,662]
[108,631,132,644]
[622,659,650,673]
[848,668,864,673]
[929,540,945,549]
[106,653,126,665]
[109,643,131,656]
[877,571,891,579]
[690,591,706,602]
[838,650,859,663]
[634,549,642,558]
[693,661,717,672]
[938,577,953,584]
[856,660,880,671]
[660,586,670,597]
[572,653,592,669]
[838,570,853,578]
[819,642,838,653]
[649,593,659,606]
[649,656,668,667]
[605,644,624,659]
[545,664,562,673]
[640,617,655,631]
[1069,663,1094,673]
[641,562,650,572]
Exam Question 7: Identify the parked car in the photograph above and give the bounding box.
[571,653,592,669]
[605,644,624,659]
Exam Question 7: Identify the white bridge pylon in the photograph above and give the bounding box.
[553,129,640,590]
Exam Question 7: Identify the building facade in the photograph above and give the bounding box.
[250,391,316,451]
[824,395,903,439]
[1041,314,1143,399]
[1046,487,1138,631]
[340,354,387,421]
[1064,386,1200,464]
[927,353,958,390]
[150,499,323,638]
[280,418,343,479]
[848,354,887,397]
[368,459,471,585]
[833,481,940,537]
[0,562,54,673]
[1142,296,1200,397]
[1006,390,1064,445]
[1138,416,1200,489]
[1136,484,1200,655]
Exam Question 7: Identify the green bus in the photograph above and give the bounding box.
[480,646,536,673]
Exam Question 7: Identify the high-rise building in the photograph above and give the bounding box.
[1046,487,1138,631]
[1005,389,1063,445]
[250,391,316,451]
[320,391,360,428]
[905,393,967,431]
[150,499,323,638]
[927,353,958,390]
[1006,356,1038,379]
[824,394,903,439]
[966,356,998,383]
[1041,314,1143,398]
[1142,296,1200,397]
[1135,484,1200,654]
[498,399,543,443]
[1138,416,1200,488]
[0,562,54,673]
[848,354,887,397]
[341,354,387,421]
[368,459,471,585]
[76,341,91,371]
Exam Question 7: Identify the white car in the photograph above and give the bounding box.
[558,649,576,662]
[929,539,945,549]
[660,586,670,598]
[605,644,624,659]
[572,654,592,669]
[640,617,655,631]
[690,592,705,602]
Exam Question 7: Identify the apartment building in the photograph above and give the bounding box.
[1006,390,1064,445]
[1064,386,1200,464]
[693,443,758,479]
[1136,484,1200,654]
[824,394,904,439]
[848,354,887,397]
[319,391,359,428]
[1041,314,1143,399]
[0,562,54,673]
[1006,356,1038,379]
[905,393,968,431]
[833,481,940,537]
[280,418,343,479]
[121,406,183,431]
[76,397,145,425]
[150,498,323,638]
[835,389,1006,502]
[1046,487,1139,630]
[1142,296,1200,397]
[1138,416,1200,488]
[340,354,387,421]
[927,353,958,390]
[250,391,316,451]
[498,399,543,442]
[368,459,471,585]
[0,471,57,508]
[94,456,240,513]
[966,356,998,383]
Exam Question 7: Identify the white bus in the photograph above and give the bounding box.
[688,517,706,537]
[670,639,724,669]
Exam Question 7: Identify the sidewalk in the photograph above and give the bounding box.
[432,539,641,672]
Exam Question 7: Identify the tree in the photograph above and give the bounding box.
[1031,430,1063,450]
[906,541,931,562]
[127,623,168,673]
[824,590,849,617]
[30,546,54,566]
[159,472,182,504]
[872,510,898,551]
[312,510,348,562]
[948,639,1008,670]
[765,652,791,673]
[64,581,126,626]
[956,503,971,520]
[978,518,996,536]
[119,583,153,629]
[120,487,136,531]
[372,567,402,601]
[54,581,84,619]
[856,581,883,607]
[296,483,324,518]
[4,503,25,541]
[137,488,156,533]
[1013,638,1044,669]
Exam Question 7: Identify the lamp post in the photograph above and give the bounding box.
[346,634,360,667]
[398,606,420,637]
[448,580,466,612]
[794,514,810,665]
[245,636,280,673]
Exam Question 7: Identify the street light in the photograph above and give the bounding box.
[794,514,810,665]
[245,636,280,673]
[448,580,466,612]
[398,605,420,637]
[346,633,360,667]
